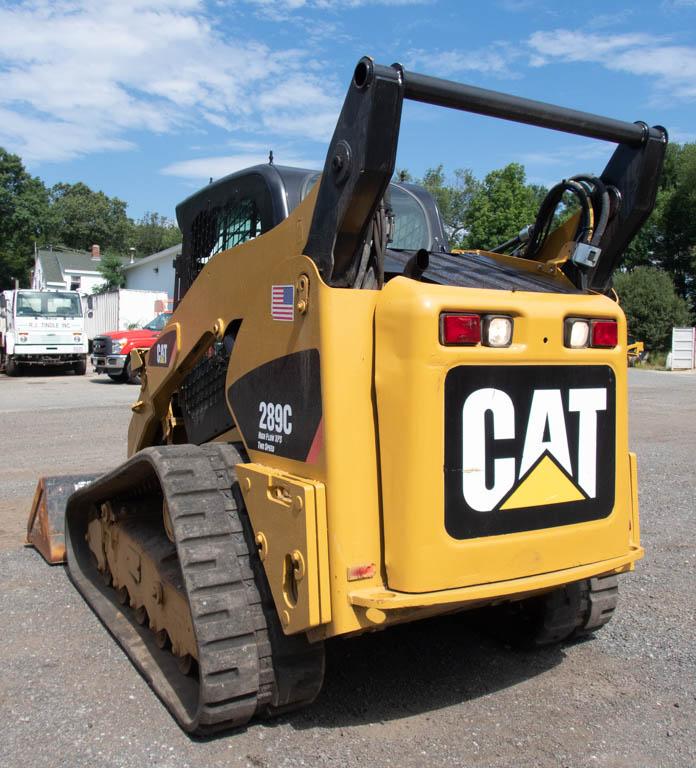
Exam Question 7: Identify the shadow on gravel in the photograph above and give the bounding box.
[5,365,80,378]
[89,375,139,385]
[286,612,564,730]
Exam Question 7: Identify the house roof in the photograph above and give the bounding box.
[124,243,181,271]
[37,247,129,282]
[37,249,64,284]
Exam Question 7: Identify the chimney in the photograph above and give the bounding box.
[91,244,101,261]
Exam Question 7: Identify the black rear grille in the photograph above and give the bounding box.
[179,344,233,444]
[93,337,111,355]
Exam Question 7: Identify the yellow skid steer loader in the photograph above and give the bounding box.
[27,57,665,734]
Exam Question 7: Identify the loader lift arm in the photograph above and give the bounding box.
[305,57,666,292]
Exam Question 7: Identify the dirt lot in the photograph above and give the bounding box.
[0,369,694,768]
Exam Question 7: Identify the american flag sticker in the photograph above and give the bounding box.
[271,284,295,322]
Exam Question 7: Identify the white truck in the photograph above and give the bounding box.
[0,289,88,376]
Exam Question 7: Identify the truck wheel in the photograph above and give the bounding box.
[73,356,87,375]
[5,355,19,377]
[126,359,141,385]
[480,576,618,648]
[108,372,127,383]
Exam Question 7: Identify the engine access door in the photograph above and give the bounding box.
[375,277,632,594]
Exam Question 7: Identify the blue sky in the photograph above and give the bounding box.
[1,0,696,223]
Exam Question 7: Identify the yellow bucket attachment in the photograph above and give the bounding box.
[27,474,100,564]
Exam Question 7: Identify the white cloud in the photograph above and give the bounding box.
[406,46,519,78]
[161,151,319,179]
[245,0,429,29]
[0,0,342,163]
[666,127,696,143]
[518,141,612,167]
[0,107,135,163]
[248,0,427,9]
[528,29,696,101]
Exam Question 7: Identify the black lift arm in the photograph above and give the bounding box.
[305,57,667,292]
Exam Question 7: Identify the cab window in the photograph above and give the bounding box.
[211,198,262,256]
[389,186,431,251]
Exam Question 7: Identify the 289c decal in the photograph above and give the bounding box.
[229,349,323,462]
[258,402,293,435]
[444,365,616,539]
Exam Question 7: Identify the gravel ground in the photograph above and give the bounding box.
[0,368,694,768]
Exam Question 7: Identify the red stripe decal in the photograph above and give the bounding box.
[305,418,324,464]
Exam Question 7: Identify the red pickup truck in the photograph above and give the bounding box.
[91,311,172,384]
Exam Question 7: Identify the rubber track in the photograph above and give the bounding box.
[64,444,275,734]
[483,573,620,648]
[573,574,619,637]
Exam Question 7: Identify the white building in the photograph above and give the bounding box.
[124,243,180,296]
[32,245,113,294]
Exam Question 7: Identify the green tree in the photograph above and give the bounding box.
[462,163,544,251]
[0,148,51,288]
[419,165,480,246]
[623,143,696,308]
[613,267,692,351]
[129,211,181,256]
[48,182,131,253]
[93,253,126,293]
[394,165,480,248]
[655,143,696,302]
[395,168,413,183]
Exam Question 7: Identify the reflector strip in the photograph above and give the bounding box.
[347,563,377,582]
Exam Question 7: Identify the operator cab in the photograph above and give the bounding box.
[174,164,449,302]
[173,162,582,301]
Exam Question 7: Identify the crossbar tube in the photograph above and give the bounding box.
[401,68,655,146]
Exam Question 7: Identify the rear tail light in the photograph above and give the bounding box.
[591,320,618,348]
[565,318,618,349]
[441,313,481,345]
[440,313,513,347]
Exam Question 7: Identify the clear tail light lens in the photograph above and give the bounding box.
[483,316,513,347]
[565,319,590,348]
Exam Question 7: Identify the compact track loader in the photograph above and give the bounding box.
[27,58,665,734]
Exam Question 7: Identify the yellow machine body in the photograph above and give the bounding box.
[122,187,642,641]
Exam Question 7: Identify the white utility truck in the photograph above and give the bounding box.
[0,289,88,376]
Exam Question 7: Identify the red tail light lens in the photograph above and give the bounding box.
[441,313,481,345]
[591,320,618,348]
